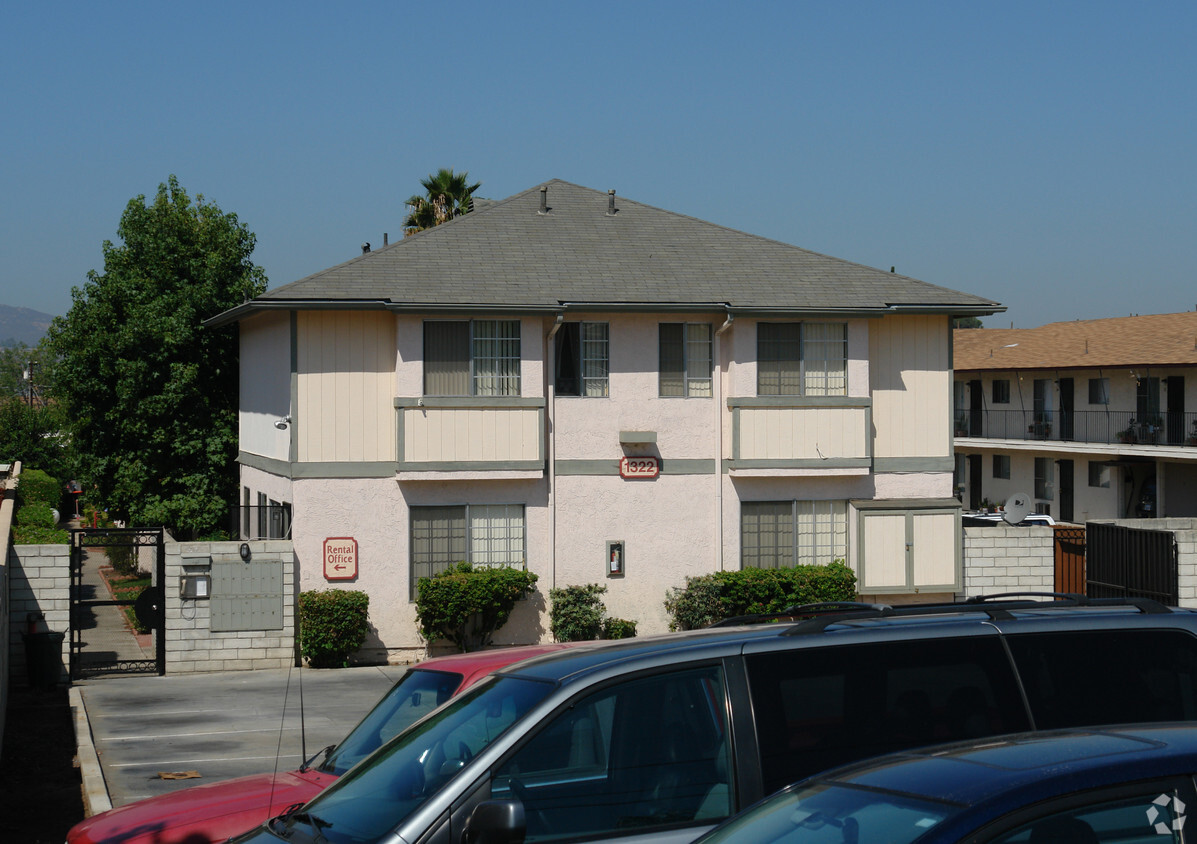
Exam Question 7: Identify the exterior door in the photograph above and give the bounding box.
[969,379,983,436]
[1058,459,1074,523]
[1167,376,1185,445]
[968,454,982,510]
[1058,378,1074,440]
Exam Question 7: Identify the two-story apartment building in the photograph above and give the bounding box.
[207,180,1001,659]
[954,312,1197,523]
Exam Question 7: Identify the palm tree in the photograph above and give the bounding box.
[404,169,481,235]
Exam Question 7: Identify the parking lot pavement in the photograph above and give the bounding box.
[76,664,407,809]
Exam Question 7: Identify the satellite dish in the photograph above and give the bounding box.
[1002,493,1032,525]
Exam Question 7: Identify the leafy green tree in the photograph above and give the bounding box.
[45,176,267,538]
[403,168,481,234]
[0,399,69,481]
[954,316,983,329]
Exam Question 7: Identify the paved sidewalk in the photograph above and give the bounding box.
[73,543,156,674]
[73,664,406,810]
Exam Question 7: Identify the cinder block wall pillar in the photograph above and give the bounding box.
[164,540,295,673]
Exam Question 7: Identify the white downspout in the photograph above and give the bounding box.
[546,314,564,590]
[714,314,734,571]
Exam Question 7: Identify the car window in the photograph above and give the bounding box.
[323,668,463,774]
[492,664,731,841]
[984,788,1187,843]
[1006,629,1197,729]
[697,781,959,844]
[747,638,1028,792]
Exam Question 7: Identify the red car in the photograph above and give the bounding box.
[66,644,572,844]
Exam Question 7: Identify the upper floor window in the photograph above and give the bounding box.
[1088,377,1110,405]
[424,320,520,396]
[992,379,1010,404]
[659,323,712,397]
[556,322,609,397]
[757,322,847,396]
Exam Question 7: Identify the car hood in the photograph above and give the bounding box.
[67,767,336,844]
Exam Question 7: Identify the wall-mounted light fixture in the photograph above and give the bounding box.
[274,415,292,430]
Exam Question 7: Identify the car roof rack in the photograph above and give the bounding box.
[708,592,1173,635]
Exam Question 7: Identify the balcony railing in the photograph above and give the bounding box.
[955,409,1197,447]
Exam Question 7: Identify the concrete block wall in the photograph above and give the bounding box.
[7,543,71,685]
[959,525,1055,598]
[164,539,295,673]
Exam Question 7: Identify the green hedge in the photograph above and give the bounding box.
[416,562,539,652]
[664,562,856,630]
[17,469,61,510]
[298,589,371,668]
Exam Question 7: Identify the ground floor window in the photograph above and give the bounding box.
[410,504,526,598]
[741,500,848,569]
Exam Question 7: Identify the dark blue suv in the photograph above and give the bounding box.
[697,723,1197,843]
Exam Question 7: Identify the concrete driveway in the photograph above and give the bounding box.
[74,664,406,810]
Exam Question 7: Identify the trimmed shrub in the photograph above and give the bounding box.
[549,583,640,642]
[17,469,61,511]
[549,584,607,642]
[601,617,638,640]
[664,562,856,630]
[416,562,539,652]
[298,589,371,668]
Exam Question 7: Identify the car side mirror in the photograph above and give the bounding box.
[463,799,526,844]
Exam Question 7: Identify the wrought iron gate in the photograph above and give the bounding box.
[70,528,166,678]
[1086,522,1178,605]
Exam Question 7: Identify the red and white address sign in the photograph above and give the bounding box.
[323,537,358,581]
[619,456,660,479]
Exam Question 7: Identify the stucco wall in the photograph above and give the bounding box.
[239,311,292,461]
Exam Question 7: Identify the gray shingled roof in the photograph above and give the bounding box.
[208,180,1001,324]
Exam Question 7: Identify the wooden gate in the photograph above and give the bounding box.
[1053,525,1086,594]
[1086,522,1178,605]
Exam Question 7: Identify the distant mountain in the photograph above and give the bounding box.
[0,305,56,347]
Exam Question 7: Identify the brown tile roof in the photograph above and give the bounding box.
[954,312,1197,371]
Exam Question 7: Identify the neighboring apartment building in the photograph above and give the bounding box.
[954,312,1197,523]
[207,180,1000,658]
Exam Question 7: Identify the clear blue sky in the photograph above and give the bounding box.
[4,1,1195,330]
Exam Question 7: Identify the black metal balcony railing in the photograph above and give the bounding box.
[226,504,293,541]
[955,409,1197,447]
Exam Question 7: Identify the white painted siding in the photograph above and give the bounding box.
[296,311,396,463]
[737,406,868,461]
[402,407,540,464]
[870,315,951,458]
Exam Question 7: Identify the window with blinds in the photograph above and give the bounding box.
[555,322,610,397]
[424,320,521,396]
[410,504,526,599]
[757,322,847,396]
[659,323,712,397]
[741,500,848,569]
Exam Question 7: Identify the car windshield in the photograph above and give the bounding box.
[699,781,960,844]
[274,675,552,844]
[319,668,463,775]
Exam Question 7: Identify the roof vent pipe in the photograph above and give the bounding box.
[607,189,617,215]
[383,232,389,246]
[539,185,548,214]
